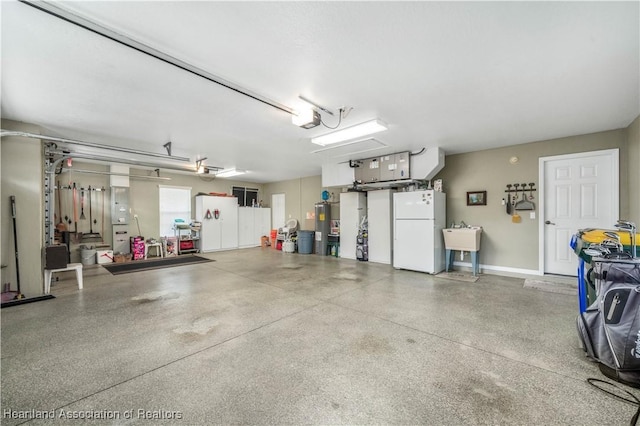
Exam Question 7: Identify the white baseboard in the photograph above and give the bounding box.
[452,261,542,278]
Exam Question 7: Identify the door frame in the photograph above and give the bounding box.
[271,193,285,230]
[537,148,619,275]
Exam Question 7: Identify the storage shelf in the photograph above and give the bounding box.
[175,225,200,255]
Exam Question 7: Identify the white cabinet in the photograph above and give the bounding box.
[367,189,394,264]
[322,163,355,188]
[195,195,239,252]
[340,192,367,260]
[238,207,271,248]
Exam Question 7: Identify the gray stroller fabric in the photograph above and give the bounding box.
[577,258,640,387]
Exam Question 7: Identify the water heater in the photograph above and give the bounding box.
[314,202,331,256]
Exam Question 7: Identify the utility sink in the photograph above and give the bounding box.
[443,227,483,252]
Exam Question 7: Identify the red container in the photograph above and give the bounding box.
[270,229,278,249]
[179,240,194,250]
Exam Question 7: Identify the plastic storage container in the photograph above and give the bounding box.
[96,249,114,264]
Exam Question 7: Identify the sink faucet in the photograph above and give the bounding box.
[459,221,467,228]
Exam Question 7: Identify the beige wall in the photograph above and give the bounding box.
[1,120,44,297]
[434,128,629,273]
[263,175,339,231]
[129,171,264,239]
[628,115,640,225]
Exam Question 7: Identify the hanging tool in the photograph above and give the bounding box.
[511,184,521,223]
[73,182,78,233]
[515,183,535,211]
[80,187,86,220]
[56,181,67,232]
[101,186,105,240]
[528,183,535,200]
[67,183,72,225]
[84,186,101,240]
[506,184,512,215]
[10,196,24,300]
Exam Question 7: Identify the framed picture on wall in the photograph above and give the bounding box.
[467,191,487,206]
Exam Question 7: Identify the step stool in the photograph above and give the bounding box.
[44,263,83,294]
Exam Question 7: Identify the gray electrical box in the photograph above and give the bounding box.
[354,151,411,184]
[379,155,395,182]
[111,187,130,225]
[360,157,381,183]
[112,225,130,254]
[393,151,410,180]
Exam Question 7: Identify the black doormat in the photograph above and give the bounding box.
[102,255,213,275]
[1,295,56,309]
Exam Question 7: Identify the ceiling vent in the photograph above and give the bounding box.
[311,138,388,159]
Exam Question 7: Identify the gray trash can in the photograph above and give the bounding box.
[297,231,314,254]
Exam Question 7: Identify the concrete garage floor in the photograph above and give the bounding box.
[1,248,637,425]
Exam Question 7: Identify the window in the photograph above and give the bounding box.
[158,186,191,237]
[232,186,258,207]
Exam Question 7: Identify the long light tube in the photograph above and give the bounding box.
[215,168,246,178]
[311,119,388,146]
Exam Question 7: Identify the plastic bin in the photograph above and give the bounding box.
[96,249,114,264]
[297,230,314,254]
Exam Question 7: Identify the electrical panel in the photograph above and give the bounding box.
[378,155,395,182]
[111,187,130,224]
[393,151,410,180]
[359,157,381,183]
[354,151,411,184]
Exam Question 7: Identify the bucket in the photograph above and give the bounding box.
[80,247,97,265]
[297,230,314,254]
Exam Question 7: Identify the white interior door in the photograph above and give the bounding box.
[271,193,285,230]
[540,149,619,276]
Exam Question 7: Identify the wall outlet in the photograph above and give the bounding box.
[530,211,536,219]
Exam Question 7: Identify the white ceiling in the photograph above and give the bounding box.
[2,1,638,183]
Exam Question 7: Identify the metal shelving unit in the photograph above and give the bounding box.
[174,223,200,255]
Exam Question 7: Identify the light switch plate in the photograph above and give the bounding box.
[530,211,536,219]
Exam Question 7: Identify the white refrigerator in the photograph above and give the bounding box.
[393,190,446,273]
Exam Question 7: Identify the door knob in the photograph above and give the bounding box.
[545,220,556,225]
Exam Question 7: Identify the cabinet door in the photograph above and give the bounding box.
[368,189,393,264]
[197,196,221,252]
[220,199,239,249]
[238,207,255,247]
[259,208,271,239]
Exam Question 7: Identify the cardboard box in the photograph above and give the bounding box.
[114,253,132,263]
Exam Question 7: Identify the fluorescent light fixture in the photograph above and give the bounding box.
[215,168,246,178]
[311,119,388,146]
